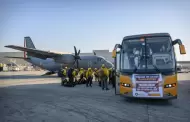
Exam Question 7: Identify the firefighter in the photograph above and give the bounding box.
[108,68,112,84]
[61,67,68,86]
[0,63,3,72]
[100,64,109,90]
[94,68,99,82]
[67,68,75,87]
[86,68,93,87]
[72,69,78,84]
[83,69,87,84]
[96,68,102,87]
[62,67,67,77]
[110,68,115,88]
[79,68,84,84]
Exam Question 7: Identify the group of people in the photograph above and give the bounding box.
[60,64,115,90]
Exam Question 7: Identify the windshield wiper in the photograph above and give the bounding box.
[133,66,138,73]
[152,64,167,75]
[152,64,161,73]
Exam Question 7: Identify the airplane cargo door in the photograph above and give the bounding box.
[115,52,120,95]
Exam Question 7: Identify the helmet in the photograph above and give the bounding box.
[65,67,67,69]
[94,68,97,70]
[81,68,83,70]
[101,64,105,68]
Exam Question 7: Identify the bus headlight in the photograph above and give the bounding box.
[121,83,131,87]
[164,83,176,88]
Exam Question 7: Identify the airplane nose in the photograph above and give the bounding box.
[106,61,113,68]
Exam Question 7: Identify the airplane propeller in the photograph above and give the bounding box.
[73,46,81,68]
[93,51,96,55]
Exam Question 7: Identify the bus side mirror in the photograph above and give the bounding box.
[179,45,186,54]
[112,44,121,58]
[173,39,186,55]
[112,49,117,58]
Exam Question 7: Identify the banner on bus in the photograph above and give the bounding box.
[135,74,160,82]
[132,74,163,98]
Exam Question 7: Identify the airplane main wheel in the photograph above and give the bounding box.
[61,80,64,86]
[57,70,63,77]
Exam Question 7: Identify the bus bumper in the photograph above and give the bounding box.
[121,92,177,100]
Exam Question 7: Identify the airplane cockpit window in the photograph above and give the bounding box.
[97,57,104,62]
[97,58,101,62]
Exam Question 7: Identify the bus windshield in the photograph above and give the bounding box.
[121,36,175,73]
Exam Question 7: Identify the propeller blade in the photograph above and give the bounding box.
[93,51,96,55]
[78,49,80,55]
[74,46,77,55]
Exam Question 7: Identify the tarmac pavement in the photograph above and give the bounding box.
[0,71,190,122]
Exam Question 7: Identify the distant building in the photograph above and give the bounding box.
[0,52,31,66]
[0,51,190,68]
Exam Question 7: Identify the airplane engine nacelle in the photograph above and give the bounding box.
[54,55,75,64]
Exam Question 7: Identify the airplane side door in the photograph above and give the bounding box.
[115,52,121,95]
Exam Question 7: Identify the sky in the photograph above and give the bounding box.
[0,0,190,61]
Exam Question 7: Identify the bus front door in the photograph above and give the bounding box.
[115,52,120,95]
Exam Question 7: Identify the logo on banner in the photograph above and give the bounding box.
[135,75,159,81]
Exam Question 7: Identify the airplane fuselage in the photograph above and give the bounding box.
[26,57,61,72]
[26,55,113,72]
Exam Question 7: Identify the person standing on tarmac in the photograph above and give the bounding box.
[94,68,99,82]
[97,68,103,87]
[86,68,93,87]
[110,68,115,88]
[108,68,112,84]
[0,63,3,72]
[83,69,87,84]
[68,67,75,87]
[100,64,109,90]
[62,67,67,77]
[72,69,78,84]
[79,68,84,84]
[61,67,68,86]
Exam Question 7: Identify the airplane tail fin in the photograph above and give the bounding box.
[24,37,36,58]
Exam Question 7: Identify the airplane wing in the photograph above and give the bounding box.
[4,45,72,59]
[4,56,30,59]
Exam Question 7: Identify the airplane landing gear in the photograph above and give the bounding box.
[42,71,55,76]
[57,70,63,77]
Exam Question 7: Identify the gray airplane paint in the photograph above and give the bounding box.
[25,55,113,72]
[26,57,61,72]
[5,37,114,73]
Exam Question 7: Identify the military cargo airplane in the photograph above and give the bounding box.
[4,37,114,77]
